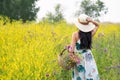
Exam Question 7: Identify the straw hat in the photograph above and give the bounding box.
[74,14,95,32]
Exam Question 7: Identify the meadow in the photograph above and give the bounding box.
[0,19,120,80]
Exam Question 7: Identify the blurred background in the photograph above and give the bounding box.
[36,0,120,23]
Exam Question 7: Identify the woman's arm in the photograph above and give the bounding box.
[69,32,77,53]
[92,25,99,36]
[86,18,99,36]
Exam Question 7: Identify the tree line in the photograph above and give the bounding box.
[0,0,108,23]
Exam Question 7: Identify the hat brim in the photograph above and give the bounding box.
[74,19,95,32]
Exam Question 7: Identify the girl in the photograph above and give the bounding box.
[69,14,100,80]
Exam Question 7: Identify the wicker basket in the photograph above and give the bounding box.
[58,48,80,70]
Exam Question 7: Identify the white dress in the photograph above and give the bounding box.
[72,40,100,80]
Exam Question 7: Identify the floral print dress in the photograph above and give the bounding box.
[72,40,100,80]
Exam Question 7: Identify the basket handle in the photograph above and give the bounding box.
[59,46,74,56]
[59,48,66,56]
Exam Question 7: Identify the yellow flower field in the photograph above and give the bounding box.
[0,19,120,80]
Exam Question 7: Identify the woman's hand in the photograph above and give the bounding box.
[86,17,93,22]
[86,17,99,27]
[65,45,74,54]
[68,46,74,53]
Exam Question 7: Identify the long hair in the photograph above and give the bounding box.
[78,30,92,49]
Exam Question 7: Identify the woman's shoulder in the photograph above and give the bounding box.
[72,31,78,35]
[72,31,79,41]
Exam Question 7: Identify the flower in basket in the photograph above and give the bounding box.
[65,45,82,63]
[58,45,82,70]
[61,52,76,70]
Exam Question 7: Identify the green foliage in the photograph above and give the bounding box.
[75,0,108,20]
[46,12,55,23]
[0,0,39,22]
[46,4,64,23]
